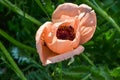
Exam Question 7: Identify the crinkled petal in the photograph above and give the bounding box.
[36,22,57,65]
[52,3,79,22]
[79,10,96,44]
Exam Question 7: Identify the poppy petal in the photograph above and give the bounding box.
[36,22,57,65]
[45,45,84,65]
[79,4,92,13]
[52,3,79,22]
[79,10,96,44]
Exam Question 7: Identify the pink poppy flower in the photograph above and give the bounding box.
[36,3,96,66]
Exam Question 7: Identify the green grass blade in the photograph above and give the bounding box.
[0,29,36,52]
[83,0,120,33]
[0,0,42,26]
[0,42,27,80]
[35,0,50,19]
[81,54,95,66]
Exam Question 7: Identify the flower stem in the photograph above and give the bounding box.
[59,62,62,80]
[0,0,41,26]
[0,29,36,52]
[0,42,27,80]
[83,0,120,33]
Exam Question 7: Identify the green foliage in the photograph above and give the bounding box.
[111,67,120,79]
[0,0,120,80]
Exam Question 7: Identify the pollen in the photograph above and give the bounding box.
[56,25,75,41]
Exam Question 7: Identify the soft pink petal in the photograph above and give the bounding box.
[79,4,92,13]
[44,45,84,65]
[79,10,96,44]
[36,22,57,65]
[52,3,79,22]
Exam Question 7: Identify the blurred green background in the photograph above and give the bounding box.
[0,0,120,80]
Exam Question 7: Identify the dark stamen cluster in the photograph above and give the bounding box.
[56,25,75,41]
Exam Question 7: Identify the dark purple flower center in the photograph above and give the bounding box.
[56,25,75,41]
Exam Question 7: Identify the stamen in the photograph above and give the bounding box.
[56,25,75,41]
